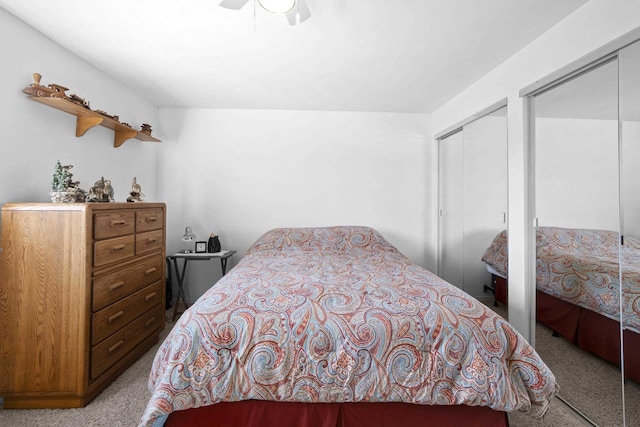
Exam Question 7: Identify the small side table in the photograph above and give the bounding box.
[167,250,236,322]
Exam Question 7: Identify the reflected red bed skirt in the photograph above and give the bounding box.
[165,400,509,427]
[536,289,640,384]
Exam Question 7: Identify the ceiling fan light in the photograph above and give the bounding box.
[258,0,295,13]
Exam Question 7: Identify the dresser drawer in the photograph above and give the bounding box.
[94,211,135,240]
[93,255,164,311]
[136,229,164,255]
[91,305,163,379]
[136,209,164,233]
[94,235,135,267]
[92,280,163,345]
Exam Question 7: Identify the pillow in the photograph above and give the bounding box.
[246,226,398,255]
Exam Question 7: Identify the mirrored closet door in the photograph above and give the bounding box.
[438,105,507,301]
[533,56,623,426]
[619,39,640,425]
[530,38,640,425]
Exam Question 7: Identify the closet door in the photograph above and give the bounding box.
[462,108,508,297]
[438,131,464,288]
[438,107,507,298]
[619,39,640,425]
[533,57,623,426]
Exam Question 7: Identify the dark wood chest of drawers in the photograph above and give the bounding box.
[0,202,166,408]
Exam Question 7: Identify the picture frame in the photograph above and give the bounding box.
[195,241,207,253]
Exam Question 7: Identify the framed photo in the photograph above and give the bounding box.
[195,241,207,253]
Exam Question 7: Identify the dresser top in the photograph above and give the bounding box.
[2,202,166,212]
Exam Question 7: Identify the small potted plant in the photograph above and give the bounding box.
[50,160,76,203]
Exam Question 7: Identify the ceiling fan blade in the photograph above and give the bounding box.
[219,0,251,10]
[286,0,311,25]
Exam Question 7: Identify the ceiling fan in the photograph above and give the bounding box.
[219,0,311,25]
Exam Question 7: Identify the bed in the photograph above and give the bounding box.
[482,226,640,384]
[139,226,557,426]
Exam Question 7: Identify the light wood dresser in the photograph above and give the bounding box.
[0,202,166,408]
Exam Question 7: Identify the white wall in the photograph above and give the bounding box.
[430,0,640,340]
[157,108,430,302]
[0,8,160,215]
[536,118,619,230]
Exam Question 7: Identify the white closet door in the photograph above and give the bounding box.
[463,111,508,297]
[438,131,464,288]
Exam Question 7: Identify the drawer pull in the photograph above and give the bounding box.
[145,267,157,275]
[145,292,157,302]
[144,317,157,328]
[110,219,127,227]
[108,310,124,323]
[146,238,157,244]
[108,340,125,354]
[110,244,126,252]
[109,281,125,291]
[146,217,158,223]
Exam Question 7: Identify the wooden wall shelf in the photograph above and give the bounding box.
[27,96,161,148]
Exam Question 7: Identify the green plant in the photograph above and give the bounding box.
[51,160,71,191]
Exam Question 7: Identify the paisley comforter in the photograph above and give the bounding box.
[482,226,640,333]
[140,226,557,426]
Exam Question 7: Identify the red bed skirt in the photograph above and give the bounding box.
[494,274,508,306]
[165,400,509,427]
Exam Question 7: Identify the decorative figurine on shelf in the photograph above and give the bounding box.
[23,73,69,99]
[68,93,90,109]
[87,176,115,203]
[50,160,87,203]
[127,177,145,202]
[140,123,153,135]
[181,226,196,253]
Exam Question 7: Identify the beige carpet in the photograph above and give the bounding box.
[0,308,605,427]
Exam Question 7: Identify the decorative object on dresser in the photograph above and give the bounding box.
[23,73,161,148]
[87,176,115,203]
[127,177,145,203]
[0,202,166,409]
[50,160,87,203]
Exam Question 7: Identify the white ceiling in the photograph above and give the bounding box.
[0,0,588,113]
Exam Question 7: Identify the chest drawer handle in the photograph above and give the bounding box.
[146,217,158,223]
[110,244,126,252]
[145,292,157,302]
[108,340,125,354]
[146,237,157,244]
[110,219,127,227]
[109,281,125,291]
[145,267,157,275]
[144,317,157,328]
[108,310,125,323]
